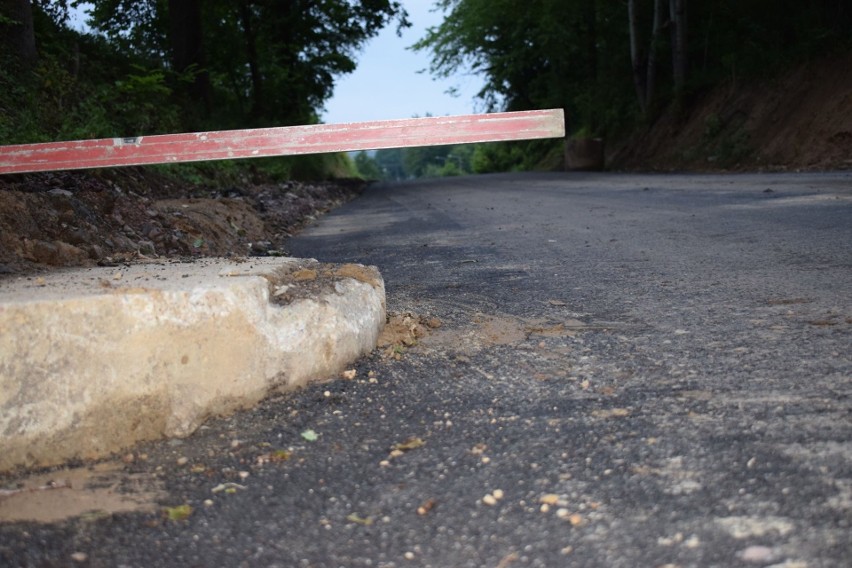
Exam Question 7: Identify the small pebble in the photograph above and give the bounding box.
[740,545,774,563]
[70,552,88,562]
[238,471,250,480]
[203,499,214,507]
[482,494,498,506]
[176,456,189,466]
[404,551,415,560]
[540,494,560,505]
[492,489,504,500]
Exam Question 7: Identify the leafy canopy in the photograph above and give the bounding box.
[81,0,409,128]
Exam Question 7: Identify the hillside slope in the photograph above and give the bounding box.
[611,54,852,171]
[0,170,363,274]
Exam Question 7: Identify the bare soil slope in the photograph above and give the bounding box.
[612,53,852,171]
[0,169,363,275]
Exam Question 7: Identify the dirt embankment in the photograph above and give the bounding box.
[0,169,364,274]
[611,53,852,171]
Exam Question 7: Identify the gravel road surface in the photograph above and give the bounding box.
[2,172,850,567]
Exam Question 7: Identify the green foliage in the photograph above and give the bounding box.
[370,143,476,180]
[261,153,360,182]
[470,140,558,174]
[0,37,183,142]
[689,1,851,84]
[471,143,521,174]
[83,0,409,129]
[354,151,383,180]
[373,148,407,180]
[367,140,567,180]
[150,159,249,187]
[415,0,632,137]
[111,65,181,134]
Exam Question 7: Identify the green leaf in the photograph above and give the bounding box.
[271,449,292,461]
[392,437,425,452]
[165,504,192,521]
[301,429,319,442]
[346,513,373,525]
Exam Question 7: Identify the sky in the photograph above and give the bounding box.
[321,0,483,124]
[69,1,483,126]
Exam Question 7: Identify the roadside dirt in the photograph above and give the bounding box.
[378,310,593,361]
[0,461,163,523]
[0,168,365,275]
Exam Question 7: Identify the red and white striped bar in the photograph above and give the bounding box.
[0,109,564,175]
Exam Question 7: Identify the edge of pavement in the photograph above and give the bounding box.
[0,257,386,474]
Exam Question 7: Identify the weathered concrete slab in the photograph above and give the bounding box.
[0,258,385,473]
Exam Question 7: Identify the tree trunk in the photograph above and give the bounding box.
[1,0,37,67]
[168,0,211,113]
[669,0,687,98]
[627,0,646,114]
[645,0,663,107]
[583,0,598,131]
[583,0,597,82]
[238,0,264,122]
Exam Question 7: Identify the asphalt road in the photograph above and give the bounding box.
[2,172,851,567]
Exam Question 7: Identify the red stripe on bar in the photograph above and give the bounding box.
[0,109,564,175]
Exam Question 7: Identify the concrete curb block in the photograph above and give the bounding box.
[0,258,385,473]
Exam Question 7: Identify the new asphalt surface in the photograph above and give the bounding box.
[2,172,850,567]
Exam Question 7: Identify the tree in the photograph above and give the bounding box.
[373,148,406,180]
[414,0,630,137]
[668,0,687,99]
[167,0,211,112]
[83,0,409,128]
[354,151,382,180]
[628,0,664,115]
[1,0,37,66]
